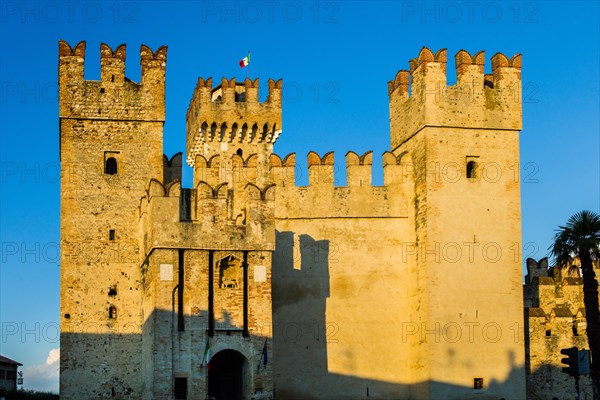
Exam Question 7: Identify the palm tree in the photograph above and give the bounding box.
[550,210,600,398]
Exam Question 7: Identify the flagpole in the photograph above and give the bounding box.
[203,336,210,398]
[247,51,250,79]
[257,338,261,372]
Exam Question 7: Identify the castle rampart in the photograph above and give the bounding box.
[58,40,166,122]
[140,149,413,250]
[524,258,598,400]
[388,47,522,150]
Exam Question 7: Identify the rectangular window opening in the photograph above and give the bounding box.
[473,377,484,390]
[104,151,120,175]
[109,229,115,240]
[466,155,480,180]
[174,377,188,399]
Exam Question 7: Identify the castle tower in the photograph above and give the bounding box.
[185,76,282,233]
[186,77,282,188]
[59,40,166,398]
[128,76,282,399]
[388,47,525,399]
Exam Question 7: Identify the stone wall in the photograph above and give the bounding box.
[524,258,598,400]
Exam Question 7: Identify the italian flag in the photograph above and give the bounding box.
[239,52,250,68]
[202,339,211,370]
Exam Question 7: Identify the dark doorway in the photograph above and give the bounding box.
[208,350,245,400]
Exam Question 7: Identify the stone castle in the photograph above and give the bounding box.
[59,40,527,399]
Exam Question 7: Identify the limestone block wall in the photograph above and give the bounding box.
[269,151,419,399]
[524,259,599,400]
[140,148,418,399]
[138,249,274,400]
[397,127,525,398]
[59,40,165,399]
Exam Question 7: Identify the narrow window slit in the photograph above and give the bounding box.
[105,157,117,175]
[467,161,477,179]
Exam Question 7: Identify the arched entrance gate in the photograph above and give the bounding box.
[208,350,248,400]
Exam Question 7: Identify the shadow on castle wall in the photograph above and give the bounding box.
[526,363,594,400]
[60,321,528,399]
[60,231,527,400]
[61,309,274,400]
[271,231,526,400]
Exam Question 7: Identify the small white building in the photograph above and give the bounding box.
[0,355,22,391]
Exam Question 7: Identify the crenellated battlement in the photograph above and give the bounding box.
[140,149,413,247]
[58,40,167,122]
[138,177,276,253]
[189,150,412,190]
[345,151,372,187]
[99,43,126,84]
[142,148,415,229]
[190,150,411,218]
[272,151,411,219]
[188,77,281,105]
[388,47,522,149]
[186,77,282,166]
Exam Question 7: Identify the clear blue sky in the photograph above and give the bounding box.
[1,0,598,393]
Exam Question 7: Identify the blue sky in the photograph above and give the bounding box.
[0,0,598,393]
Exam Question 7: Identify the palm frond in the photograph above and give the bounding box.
[550,210,600,267]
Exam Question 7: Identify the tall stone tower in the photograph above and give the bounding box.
[59,40,166,398]
[184,77,281,399]
[132,77,282,399]
[388,47,525,399]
